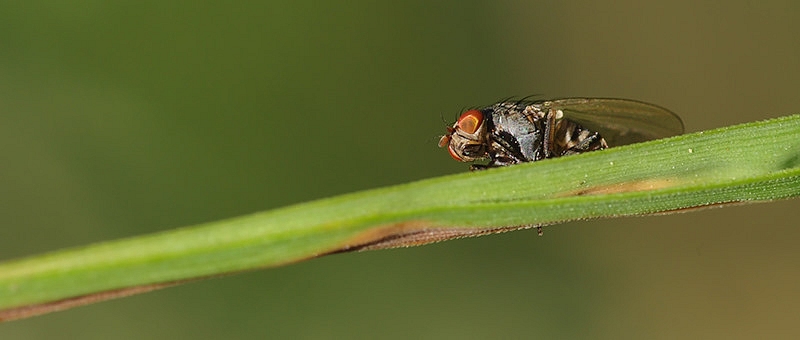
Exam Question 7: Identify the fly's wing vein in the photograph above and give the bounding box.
[544,98,685,146]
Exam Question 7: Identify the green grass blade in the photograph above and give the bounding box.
[1,114,799,320]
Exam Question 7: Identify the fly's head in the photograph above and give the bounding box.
[438,109,490,162]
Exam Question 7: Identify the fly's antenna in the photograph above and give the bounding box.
[439,112,449,125]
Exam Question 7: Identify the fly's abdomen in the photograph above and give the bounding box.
[549,119,609,157]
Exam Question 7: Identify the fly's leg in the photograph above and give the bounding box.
[470,156,517,171]
[469,164,490,171]
[542,109,559,159]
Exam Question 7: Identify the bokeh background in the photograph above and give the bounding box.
[2,1,799,339]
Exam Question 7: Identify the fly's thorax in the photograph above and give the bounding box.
[487,103,547,162]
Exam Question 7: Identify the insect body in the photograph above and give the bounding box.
[439,98,684,170]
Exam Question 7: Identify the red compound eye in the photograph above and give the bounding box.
[447,145,462,161]
[456,110,483,134]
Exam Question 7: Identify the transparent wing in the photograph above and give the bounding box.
[541,98,685,146]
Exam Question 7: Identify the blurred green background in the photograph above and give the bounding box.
[2,1,799,338]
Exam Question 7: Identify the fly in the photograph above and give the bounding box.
[438,98,684,170]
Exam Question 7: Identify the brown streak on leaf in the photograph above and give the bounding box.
[329,221,536,253]
[0,281,183,322]
[0,247,339,323]
[648,200,747,215]
[567,178,678,196]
